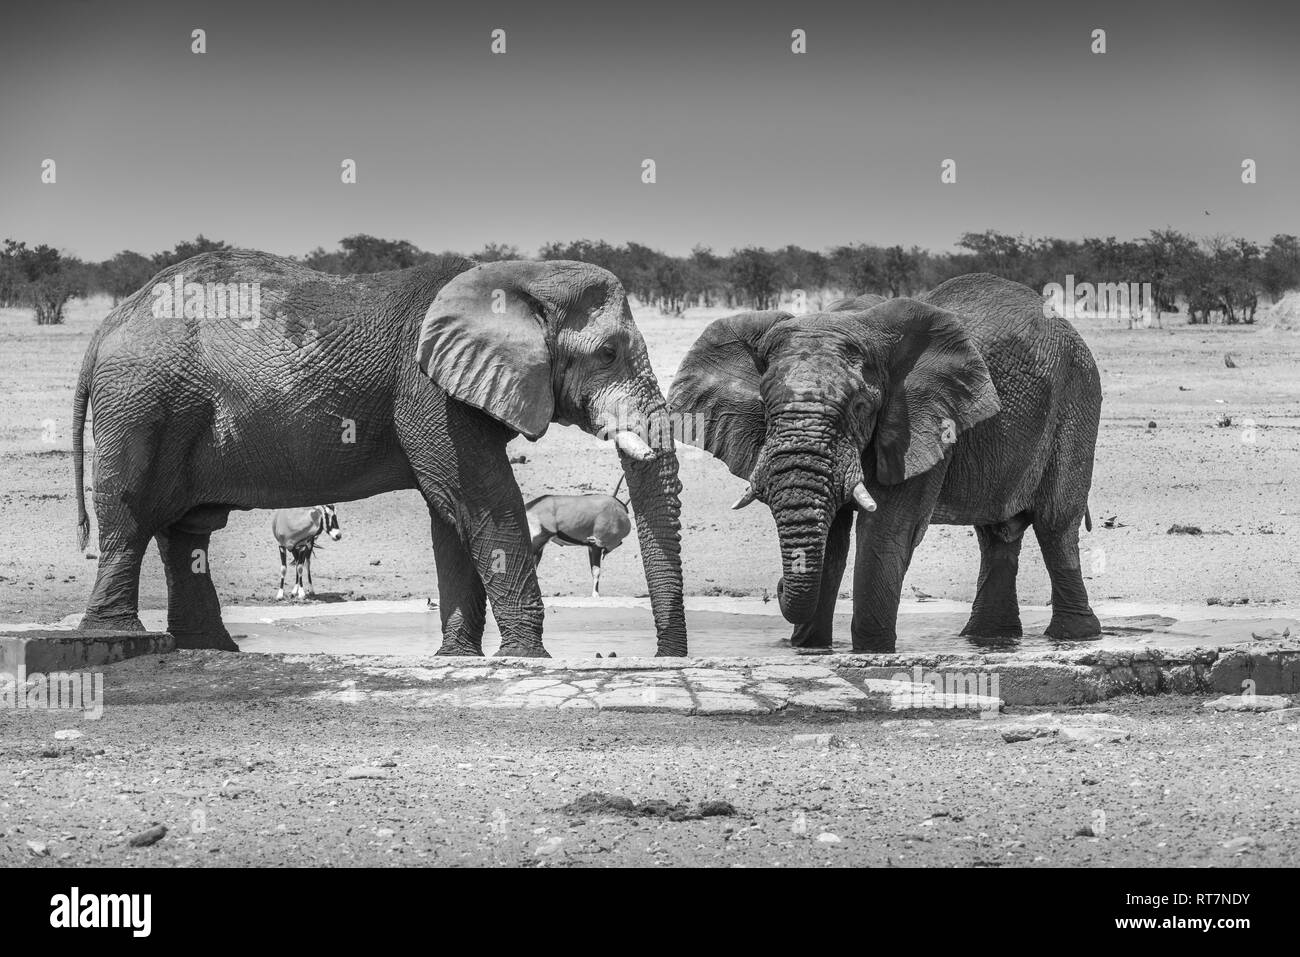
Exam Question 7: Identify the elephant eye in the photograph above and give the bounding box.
[598,341,618,363]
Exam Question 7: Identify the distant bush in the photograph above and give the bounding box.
[99,250,156,304]
[1,239,87,324]
[151,234,231,270]
[13,228,1299,324]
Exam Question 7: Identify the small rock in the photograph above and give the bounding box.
[369,559,381,566]
[1001,726,1056,743]
[1059,726,1130,745]
[344,766,391,779]
[53,729,83,741]
[564,792,636,816]
[534,836,564,857]
[1205,694,1292,713]
[1221,836,1254,853]
[375,828,395,839]
[1224,353,1237,368]
[26,841,49,857]
[698,801,737,818]
[1073,826,1097,838]
[817,832,841,844]
[127,825,167,848]
[1167,524,1203,535]
[792,733,842,749]
[1147,420,1157,429]
[509,454,528,465]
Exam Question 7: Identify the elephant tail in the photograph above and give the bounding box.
[1084,507,1092,533]
[73,333,97,552]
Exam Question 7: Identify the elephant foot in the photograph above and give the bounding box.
[851,636,897,654]
[494,643,552,659]
[435,640,484,657]
[79,611,146,633]
[654,644,688,658]
[960,616,1023,640]
[790,621,833,652]
[171,627,240,652]
[1045,610,1102,641]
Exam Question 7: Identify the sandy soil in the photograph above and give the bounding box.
[2,663,1296,867]
[1,295,1297,625]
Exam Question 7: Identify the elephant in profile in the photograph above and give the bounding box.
[73,250,686,657]
[669,273,1101,652]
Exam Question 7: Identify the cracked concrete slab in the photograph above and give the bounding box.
[4,599,1300,714]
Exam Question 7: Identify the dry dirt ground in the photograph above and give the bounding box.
[2,659,1298,867]
[1,295,1298,625]
[2,294,1299,869]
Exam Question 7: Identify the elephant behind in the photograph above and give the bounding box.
[73,250,686,657]
[669,273,1101,652]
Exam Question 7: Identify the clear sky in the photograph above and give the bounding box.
[1,0,1296,261]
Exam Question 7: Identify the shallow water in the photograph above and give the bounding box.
[222,605,1290,658]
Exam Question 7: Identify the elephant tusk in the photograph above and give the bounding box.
[614,430,657,461]
[852,483,877,512]
[731,485,756,510]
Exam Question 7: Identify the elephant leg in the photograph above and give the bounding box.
[155,506,238,651]
[1035,521,1101,640]
[789,506,853,650]
[429,508,488,656]
[81,499,150,633]
[470,497,548,657]
[849,468,947,653]
[960,516,1029,638]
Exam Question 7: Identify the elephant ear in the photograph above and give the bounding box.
[668,311,791,480]
[417,262,554,440]
[860,299,1001,485]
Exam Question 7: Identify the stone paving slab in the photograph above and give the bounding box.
[297,655,995,716]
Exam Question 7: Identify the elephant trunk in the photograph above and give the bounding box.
[763,424,837,624]
[595,384,687,657]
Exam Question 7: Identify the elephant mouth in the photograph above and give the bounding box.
[593,408,660,462]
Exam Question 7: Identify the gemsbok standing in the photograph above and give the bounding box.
[525,477,632,597]
[272,505,342,600]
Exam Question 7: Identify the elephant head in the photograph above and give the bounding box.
[417,260,686,655]
[669,298,999,624]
